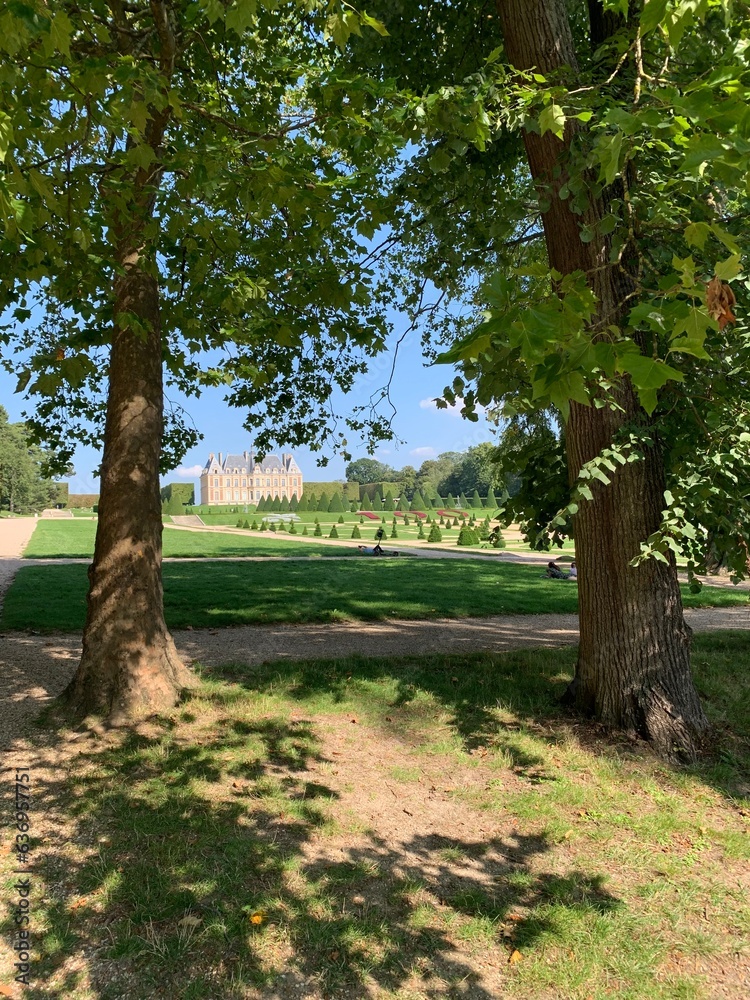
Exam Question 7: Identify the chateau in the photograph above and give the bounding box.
[199,450,303,506]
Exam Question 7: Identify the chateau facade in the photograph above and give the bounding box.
[199,450,303,506]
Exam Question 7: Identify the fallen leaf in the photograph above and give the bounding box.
[249,910,266,925]
[69,898,88,910]
[178,915,202,929]
[508,949,523,964]
[0,985,17,997]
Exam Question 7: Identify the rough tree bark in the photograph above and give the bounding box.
[64,3,194,722]
[494,0,708,758]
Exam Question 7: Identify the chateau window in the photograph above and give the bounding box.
[241,478,246,486]
[225,477,230,486]
[281,478,286,486]
[234,478,239,487]
[274,478,278,486]
[266,478,270,486]
[214,478,218,487]
[234,490,239,500]
[241,490,246,500]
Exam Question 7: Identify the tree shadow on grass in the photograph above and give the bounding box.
[0,673,622,1000]
[216,635,750,802]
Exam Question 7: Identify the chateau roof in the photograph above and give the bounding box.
[201,450,302,476]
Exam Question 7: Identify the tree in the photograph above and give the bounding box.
[440,444,503,498]
[349,0,750,757]
[328,492,344,513]
[383,490,395,511]
[394,464,417,495]
[427,523,442,543]
[457,525,479,546]
[410,488,427,511]
[1,2,395,721]
[345,458,394,483]
[0,407,58,513]
[470,490,482,509]
[316,492,330,513]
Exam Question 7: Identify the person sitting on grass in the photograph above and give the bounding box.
[544,560,567,579]
[568,561,578,581]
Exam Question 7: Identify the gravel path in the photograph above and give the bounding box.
[1,517,747,751]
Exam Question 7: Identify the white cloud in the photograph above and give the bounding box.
[410,446,436,459]
[175,464,203,478]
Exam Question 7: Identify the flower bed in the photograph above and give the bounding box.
[358,511,380,520]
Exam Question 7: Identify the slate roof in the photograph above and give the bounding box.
[201,450,302,475]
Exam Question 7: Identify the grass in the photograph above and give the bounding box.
[1,557,746,633]
[4,633,747,999]
[26,513,530,556]
[21,520,361,560]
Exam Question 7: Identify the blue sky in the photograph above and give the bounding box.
[1,319,499,495]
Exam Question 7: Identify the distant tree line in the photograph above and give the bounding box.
[345,443,514,504]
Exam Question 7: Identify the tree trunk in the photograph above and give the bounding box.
[64,255,194,723]
[495,0,708,758]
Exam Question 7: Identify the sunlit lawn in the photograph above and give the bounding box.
[22,520,361,559]
[4,633,747,999]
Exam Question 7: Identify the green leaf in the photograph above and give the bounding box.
[714,254,742,281]
[361,13,389,37]
[539,103,566,140]
[684,221,711,249]
[600,131,624,186]
[0,112,12,163]
[681,135,728,173]
[640,0,669,34]
[617,353,684,390]
[49,11,72,55]
[710,223,741,254]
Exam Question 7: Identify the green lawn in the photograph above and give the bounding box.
[1,558,746,633]
[6,633,747,999]
[22,520,362,559]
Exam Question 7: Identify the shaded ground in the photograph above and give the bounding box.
[1,642,748,999]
